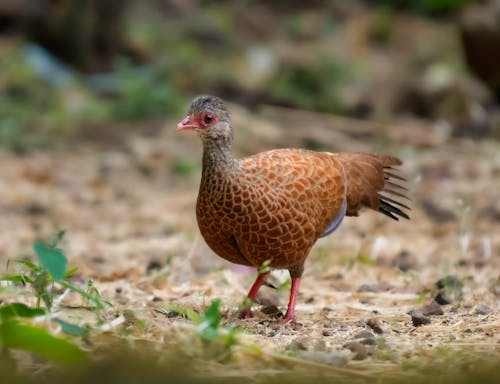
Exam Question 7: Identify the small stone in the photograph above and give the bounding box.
[343,341,368,360]
[354,330,376,345]
[146,260,162,273]
[421,301,444,316]
[151,296,162,302]
[392,250,415,271]
[408,310,431,327]
[322,329,335,337]
[25,203,47,216]
[367,318,384,334]
[435,291,453,305]
[474,305,491,315]
[358,284,378,292]
[260,305,283,318]
[355,330,375,339]
[166,310,185,318]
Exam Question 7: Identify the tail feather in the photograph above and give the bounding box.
[334,153,410,221]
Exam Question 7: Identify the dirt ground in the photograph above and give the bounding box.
[0,105,498,379]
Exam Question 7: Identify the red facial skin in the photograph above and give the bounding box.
[176,112,218,131]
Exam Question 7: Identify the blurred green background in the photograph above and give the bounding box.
[0,0,499,152]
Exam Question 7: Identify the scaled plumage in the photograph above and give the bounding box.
[177,95,410,322]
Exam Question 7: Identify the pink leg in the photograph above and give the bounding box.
[238,272,269,318]
[281,277,301,323]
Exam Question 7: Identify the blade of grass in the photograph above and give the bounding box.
[0,303,45,318]
[1,318,88,365]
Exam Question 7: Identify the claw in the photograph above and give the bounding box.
[238,308,253,319]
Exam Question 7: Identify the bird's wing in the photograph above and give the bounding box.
[238,148,347,239]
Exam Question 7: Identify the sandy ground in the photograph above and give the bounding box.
[0,108,499,376]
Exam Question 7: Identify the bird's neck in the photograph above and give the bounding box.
[201,136,237,175]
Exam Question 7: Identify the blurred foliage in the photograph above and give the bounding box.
[104,59,180,121]
[371,0,472,15]
[0,0,493,152]
[268,57,352,113]
[0,49,182,152]
[0,49,75,152]
[0,344,499,384]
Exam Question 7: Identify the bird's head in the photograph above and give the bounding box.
[176,95,232,141]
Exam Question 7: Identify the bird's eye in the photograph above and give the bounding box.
[203,114,214,124]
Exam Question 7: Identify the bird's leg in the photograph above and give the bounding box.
[281,266,303,323]
[238,271,269,318]
[281,277,301,323]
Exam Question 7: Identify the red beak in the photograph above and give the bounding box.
[176,115,198,131]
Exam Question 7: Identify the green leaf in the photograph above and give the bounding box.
[65,267,79,278]
[58,279,111,310]
[51,229,67,248]
[160,304,202,323]
[416,288,431,304]
[223,327,241,347]
[1,319,88,364]
[356,253,377,266]
[258,259,272,274]
[12,258,40,271]
[0,303,45,318]
[52,318,87,337]
[0,274,29,284]
[199,299,221,341]
[33,241,67,281]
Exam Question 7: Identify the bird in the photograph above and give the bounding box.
[177,95,410,323]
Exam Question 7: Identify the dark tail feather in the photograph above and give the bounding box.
[379,166,411,221]
[379,198,410,221]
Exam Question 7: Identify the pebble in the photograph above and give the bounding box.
[343,341,368,360]
[421,301,444,316]
[434,291,453,305]
[260,305,283,318]
[165,310,185,318]
[358,284,378,292]
[392,250,415,271]
[367,318,384,334]
[146,260,162,273]
[408,310,431,326]
[474,305,491,315]
[322,329,335,337]
[354,330,376,345]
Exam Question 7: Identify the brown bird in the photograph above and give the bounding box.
[177,95,410,323]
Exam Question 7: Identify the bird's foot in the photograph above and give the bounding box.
[238,308,253,319]
[279,313,296,325]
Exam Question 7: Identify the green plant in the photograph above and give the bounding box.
[108,59,181,121]
[268,57,351,113]
[0,302,88,365]
[2,230,110,312]
[161,300,240,347]
[372,0,471,16]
